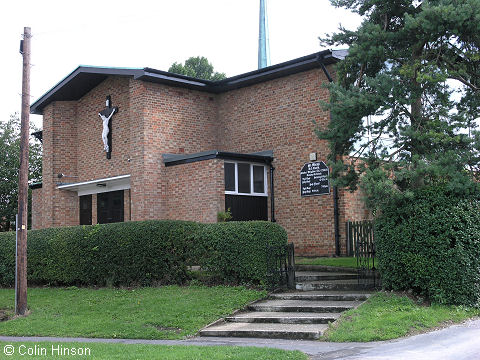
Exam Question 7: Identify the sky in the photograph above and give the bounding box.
[1,0,362,128]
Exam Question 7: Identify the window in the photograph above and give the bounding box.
[224,163,236,191]
[237,163,251,193]
[224,162,267,196]
[253,165,264,193]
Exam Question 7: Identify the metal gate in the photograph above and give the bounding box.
[266,243,295,290]
[347,220,379,288]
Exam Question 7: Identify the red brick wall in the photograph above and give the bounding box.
[130,81,219,221]
[92,194,97,225]
[124,189,131,222]
[39,101,78,228]
[32,66,371,258]
[337,157,373,255]
[31,188,43,229]
[76,77,131,182]
[165,159,224,223]
[217,67,336,256]
[35,76,220,228]
[338,187,372,254]
[36,78,132,229]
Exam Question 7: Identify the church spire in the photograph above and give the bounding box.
[258,0,270,69]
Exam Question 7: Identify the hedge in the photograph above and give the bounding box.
[194,221,288,286]
[375,186,480,306]
[0,220,288,288]
[0,220,200,287]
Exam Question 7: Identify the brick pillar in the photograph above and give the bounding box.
[41,101,79,228]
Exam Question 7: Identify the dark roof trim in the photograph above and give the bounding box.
[29,182,42,189]
[213,50,343,92]
[31,67,144,115]
[163,150,274,167]
[31,49,346,114]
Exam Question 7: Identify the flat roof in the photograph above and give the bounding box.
[163,150,274,167]
[30,49,346,115]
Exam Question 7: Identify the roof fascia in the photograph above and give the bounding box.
[163,150,273,167]
[30,49,344,114]
[30,66,144,114]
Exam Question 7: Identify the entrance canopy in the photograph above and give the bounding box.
[57,174,130,196]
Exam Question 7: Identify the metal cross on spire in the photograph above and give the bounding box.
[258,0,271,69]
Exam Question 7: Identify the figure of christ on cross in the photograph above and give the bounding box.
[98,96,118,155]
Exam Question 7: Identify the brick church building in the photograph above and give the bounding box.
[29,49,369,256]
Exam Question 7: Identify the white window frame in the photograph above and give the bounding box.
[225,161,268,197]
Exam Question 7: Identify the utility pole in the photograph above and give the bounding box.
[17,26,31,316]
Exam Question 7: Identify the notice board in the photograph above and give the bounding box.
[300,161,330,196]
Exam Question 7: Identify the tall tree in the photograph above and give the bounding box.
[318,0,480,209]
[0,114,42,231]
[168,56,227,81]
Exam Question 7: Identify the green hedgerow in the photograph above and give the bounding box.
[376,185,480,306]
[194,221,288,286]
[0,220,288,288]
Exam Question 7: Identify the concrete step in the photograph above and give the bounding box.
[270,290,371,302]
[226,311,340,324]
[248,299,361,313]
[295,271,357,282]
[199,322,328,340]
[295,264,357,273]
[296,279,375,291]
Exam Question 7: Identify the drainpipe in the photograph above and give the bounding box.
[318,54,341,256]
[270,163,276,222]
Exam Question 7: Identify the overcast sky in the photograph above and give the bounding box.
[1,0,362,127]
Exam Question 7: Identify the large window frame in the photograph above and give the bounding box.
[224,161,268,197]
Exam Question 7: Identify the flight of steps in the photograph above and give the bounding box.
[199,264,373,340]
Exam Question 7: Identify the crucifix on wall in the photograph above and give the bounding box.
[98,95,118,159]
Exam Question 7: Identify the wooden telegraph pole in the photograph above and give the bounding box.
[16,26,31,315]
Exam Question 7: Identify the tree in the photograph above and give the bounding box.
[0,114,42,231]
[168,56,227,81]
[318,0,480,209]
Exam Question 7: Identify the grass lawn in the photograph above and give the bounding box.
[0,342,307,360]
[296,256,377,269]
[0,286,266,340]
[323,292,480,342]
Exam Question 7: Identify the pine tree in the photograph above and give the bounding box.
[318,0,480,209]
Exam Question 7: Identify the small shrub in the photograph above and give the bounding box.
[376,185,480,306]
[217,208,232,222]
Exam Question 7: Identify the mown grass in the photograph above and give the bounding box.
[0,342,308,360]
[0,286,266,339]
[296,256,377,269]
[323,292,480,342]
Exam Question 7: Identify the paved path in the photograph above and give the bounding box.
[0,318,479,359]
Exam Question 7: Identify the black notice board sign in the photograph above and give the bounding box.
[300,161,330,197]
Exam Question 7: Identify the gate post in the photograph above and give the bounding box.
[286,243,295,289]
